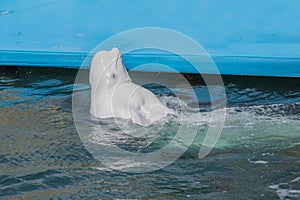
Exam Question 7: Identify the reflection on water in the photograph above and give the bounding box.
[0,67,299,199]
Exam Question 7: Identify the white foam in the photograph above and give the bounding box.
[276,189,300,200]
[253,160,268,164]
[248,158,268,164]
[291,177,300,183]
[262,153,274,156]
[269,177,300,199]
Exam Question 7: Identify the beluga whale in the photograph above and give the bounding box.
[89,47,173,126]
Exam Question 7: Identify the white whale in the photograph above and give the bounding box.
[89,48,173,126]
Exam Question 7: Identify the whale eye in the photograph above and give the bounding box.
[112,73,116,79]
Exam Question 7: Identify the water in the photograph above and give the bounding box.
[0,67,299,199]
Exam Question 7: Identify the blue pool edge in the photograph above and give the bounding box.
[0,50,299,78]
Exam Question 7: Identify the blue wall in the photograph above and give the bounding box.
[1,0,300,77]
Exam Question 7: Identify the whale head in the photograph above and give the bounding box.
[89,48,131,89]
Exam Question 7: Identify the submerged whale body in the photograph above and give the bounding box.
[89,48,173,126]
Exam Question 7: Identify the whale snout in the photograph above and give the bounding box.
[111,47,120,56]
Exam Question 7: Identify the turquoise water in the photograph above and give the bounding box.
[0,67,299,199]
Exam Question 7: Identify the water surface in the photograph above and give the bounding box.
[0,67,299,199]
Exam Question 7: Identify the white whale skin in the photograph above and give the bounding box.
[89,47,173,126]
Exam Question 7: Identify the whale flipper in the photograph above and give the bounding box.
[130,107,152,126]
